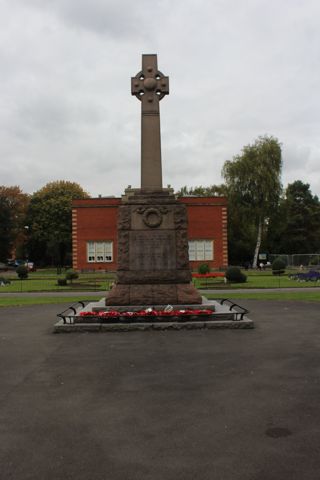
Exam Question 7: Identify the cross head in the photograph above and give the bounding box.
[131,54,169,112]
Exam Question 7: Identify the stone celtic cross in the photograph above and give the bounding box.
[131,54,169,190]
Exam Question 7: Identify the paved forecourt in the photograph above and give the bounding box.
[0,300,319,480]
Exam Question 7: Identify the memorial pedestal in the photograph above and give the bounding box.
[106,189,202,306]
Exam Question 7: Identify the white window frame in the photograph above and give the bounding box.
[188,240,214,261]
[87,241,113,263]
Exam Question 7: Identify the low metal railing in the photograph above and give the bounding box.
[219,298,249,321]
[57,301,90,324]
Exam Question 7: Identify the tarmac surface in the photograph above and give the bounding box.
[0,299,320,480]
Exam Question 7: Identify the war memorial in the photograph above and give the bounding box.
[54,54,253,331]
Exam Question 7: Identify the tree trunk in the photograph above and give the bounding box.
[253,217,263,268]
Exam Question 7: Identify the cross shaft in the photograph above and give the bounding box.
[131,54,169,190]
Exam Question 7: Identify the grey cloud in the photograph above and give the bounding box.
[16,0,153,38]
[2,0,320,198]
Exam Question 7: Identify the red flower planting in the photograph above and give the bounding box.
[79,308,214,318]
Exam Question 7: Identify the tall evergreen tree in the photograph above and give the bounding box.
[278,181,320,254]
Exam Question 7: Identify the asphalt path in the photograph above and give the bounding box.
[0,300,320,479]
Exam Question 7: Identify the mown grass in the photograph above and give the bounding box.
[193,269,320,289]
[0,296,101,307]
[206,291,320,302]
[2,291,320,307]
[1,268,319,293]
[0,270,114,292]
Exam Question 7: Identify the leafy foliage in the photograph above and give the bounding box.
[310,256,319,266]
[27,181,89,266]
[279,181,320,253]
[222,135,282,267]
[0,186,29,261]
[272,258,286,275]
[16,265,28,279]
[225,266,247,283]
[198,263,210,274]
[176,184,227,197]
[65,270,79,283]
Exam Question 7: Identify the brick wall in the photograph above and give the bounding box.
[179,197,228,270]
[72,196,228,271]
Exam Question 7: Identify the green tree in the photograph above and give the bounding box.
[27,181,89,266]
[222,135,282,268]
[277,181,320,254]
[0,186,29,261]
[176,184,227,197]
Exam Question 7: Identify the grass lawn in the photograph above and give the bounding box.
[0,296,101,307]
[1,267,319,293]
[0,270,114,293]
[194,269,320,289]
[2,291,320,307]
[207,291,320,302]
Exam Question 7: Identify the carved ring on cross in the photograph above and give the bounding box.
[131,70,169,102]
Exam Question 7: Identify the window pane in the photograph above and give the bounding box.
[87,242,95,262]
[86,241,113,263]
[188,240,214,261]
[188,241,196,261]
[204,240,213,260]
[104,241,113,262]
[96,242,104,262]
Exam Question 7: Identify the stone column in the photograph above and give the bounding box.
[131,54,169,190]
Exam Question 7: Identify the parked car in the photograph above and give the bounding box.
[6,259,36,271]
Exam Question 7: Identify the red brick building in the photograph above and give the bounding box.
[72,196,228,271]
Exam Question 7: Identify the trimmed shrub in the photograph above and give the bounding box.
[198,263,210,274]
[16,265,28,279]
[310,256,319,266]
[272,258,286,275]
[65,270,79,283]
[225,266,247,283]
[57,278,68,286]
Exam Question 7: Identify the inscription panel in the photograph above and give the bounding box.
[129,230,176,270]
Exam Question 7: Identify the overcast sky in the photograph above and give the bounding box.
[1,0,320,198]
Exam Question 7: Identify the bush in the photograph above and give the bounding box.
[57,278,68,286]
[198,263,210,274]
[310,256,319,266]
[272,258,286,275]
[0,277,11,285]
[225,266,247,283]
[65,270,79,283]
[16,265,28,279]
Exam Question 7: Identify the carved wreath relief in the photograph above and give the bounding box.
[135,206,169,228]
